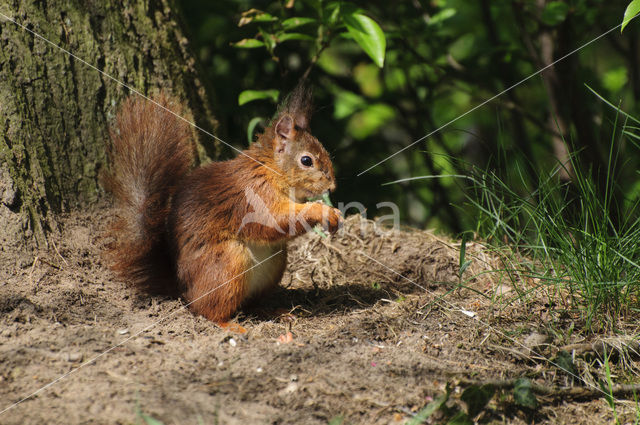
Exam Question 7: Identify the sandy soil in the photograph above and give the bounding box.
[0,206,637,424]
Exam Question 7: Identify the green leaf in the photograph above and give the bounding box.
[513,378,538,409]
[334,90,366,120]
[622,0,640,32]
[327,415,344,425]
[282,17,317,30]
[461,384,495,417]
[346,103,394,139]
[449,33,475,61]
[238,8,277,26]
[233,38,265,49]
[429,8,457,25]
[259,28,277,51]
[602,67,628,92]
[601,350,616,408]
[406,392,449,425]
[306,193,333,206]
[238,89,280,106]
[459,260,472,276]
[276,32,315,43]
[246,117,264,144]
[309,190,330,238]
[342,12,386,68]
[541,2,570,26]
[353,63,383,97]
[322,192,334,207]
[323,2,342,26]
[554,350,578,377]
[313,226,329,238]
[446,411,473,425]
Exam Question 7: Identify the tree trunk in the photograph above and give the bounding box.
[0,0,219,250]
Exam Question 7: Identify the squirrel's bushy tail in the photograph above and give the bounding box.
[103,94,194,294]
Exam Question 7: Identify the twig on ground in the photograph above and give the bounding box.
[51,239,69,267]
[28,255,40,286]
[39,258,62,270]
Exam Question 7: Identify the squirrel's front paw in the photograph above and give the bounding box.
[304,203,343,234]
[320,205,343,234]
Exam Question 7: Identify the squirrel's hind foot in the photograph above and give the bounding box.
[216,321,247,334]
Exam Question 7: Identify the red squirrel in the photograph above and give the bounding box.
[104,86,342,326]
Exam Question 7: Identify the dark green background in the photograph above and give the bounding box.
[177,0,639,235]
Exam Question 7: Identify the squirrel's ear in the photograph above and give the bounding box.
[275,114,295,140]
[274,114,295,154]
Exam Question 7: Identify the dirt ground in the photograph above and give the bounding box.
[1,206,639,425]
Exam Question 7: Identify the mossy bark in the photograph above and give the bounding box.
[0,0,219,249]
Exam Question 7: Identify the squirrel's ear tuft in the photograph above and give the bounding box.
[284,84,313,130]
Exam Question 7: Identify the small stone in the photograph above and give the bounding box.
[281,382,298,395]
[256,367,263,373]
[118,328,129,335]
[67,352,82,362]
[229,338,237,347]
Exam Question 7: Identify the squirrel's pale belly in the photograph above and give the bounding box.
[244,241,287,298]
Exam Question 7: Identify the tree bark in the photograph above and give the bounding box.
[0,0,219,249]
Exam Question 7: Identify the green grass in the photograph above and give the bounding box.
[464,112,640,331]
[389,98,640,332]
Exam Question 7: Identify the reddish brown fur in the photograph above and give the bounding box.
[105,87,341,323]
[103,94,195,295]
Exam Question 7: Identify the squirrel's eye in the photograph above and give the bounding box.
[300,155,313,167]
